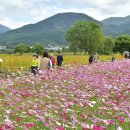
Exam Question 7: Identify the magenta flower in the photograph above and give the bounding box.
[93,125,100,130]
[0,126,3,130]
[56,126,65,130]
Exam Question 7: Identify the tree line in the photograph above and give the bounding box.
[65,21,130,55]
[1,21,130,55]
[14,43,44,55]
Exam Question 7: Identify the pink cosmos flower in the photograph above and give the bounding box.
[56,126,65,130]
[81,122,89,129]
[24,123,34,129]
[93,125,100,130]
[0,126,3,130]
[17,117,23,121]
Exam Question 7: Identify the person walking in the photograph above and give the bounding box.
[57,51,63,67]
[39,51,52,71]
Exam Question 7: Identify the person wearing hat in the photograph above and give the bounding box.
[31,53,39,75]
[57,50,63,67]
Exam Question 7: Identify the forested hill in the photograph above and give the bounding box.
[101,16,130,36]
[0,24,11,34]
[0,12,99,46]
[0,12,130,46]
[102,15,130,25]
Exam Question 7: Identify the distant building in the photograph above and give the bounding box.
[0,46,6,50]
[45,46,62,51]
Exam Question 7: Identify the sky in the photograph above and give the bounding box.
[0,0,130,29]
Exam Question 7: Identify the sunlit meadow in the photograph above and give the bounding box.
[0,53,123,71]
[0,54,129,130]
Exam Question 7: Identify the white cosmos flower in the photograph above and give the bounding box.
[56,121,61,126]
[117,126,122,130]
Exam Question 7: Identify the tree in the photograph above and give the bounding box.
[14,44,30,55]
[32,43,44,55]
[62,46,69,52]
[65,21,104,54]
[113,35,130,53]
[69,41,80,54]
[103,36,115,54]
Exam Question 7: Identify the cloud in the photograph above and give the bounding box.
[0,0,130,29]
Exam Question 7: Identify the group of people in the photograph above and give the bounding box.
[1,51,130,75]
[89,52,130,64]
[31,51,63,75]
[89,52,99,64]
[124,53,130,59]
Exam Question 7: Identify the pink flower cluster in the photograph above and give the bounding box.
[0,60,130,129]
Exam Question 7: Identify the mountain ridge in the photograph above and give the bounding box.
[0,24,11,34]
[102,15,130,25]
[0,12,100,46]
[0,12,130,46]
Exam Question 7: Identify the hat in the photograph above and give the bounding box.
[33,53,38,58]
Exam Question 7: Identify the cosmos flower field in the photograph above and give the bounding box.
[0,60,130,130]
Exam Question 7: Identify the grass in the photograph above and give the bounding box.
[0,53,124,72]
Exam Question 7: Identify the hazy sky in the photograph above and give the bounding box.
[0,0,130,29]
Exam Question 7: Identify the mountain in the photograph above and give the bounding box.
[101,16,130,36]
[102,16,130,25]
[0,24,10,34]
[0,12,99,46]
[0,12,130,47]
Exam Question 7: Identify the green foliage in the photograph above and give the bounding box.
[62,46,69,52]
[113,35,130,53]
[68,41,80,54]
[103,36,115,54]
[66,21,105,54]
[14,44,30,55]
[32,43,44,55]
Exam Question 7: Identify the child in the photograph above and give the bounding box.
[31,53,39,75]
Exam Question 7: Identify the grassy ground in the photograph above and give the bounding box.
[0,53,123,72]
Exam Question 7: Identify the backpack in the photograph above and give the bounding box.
[48,60,52,68]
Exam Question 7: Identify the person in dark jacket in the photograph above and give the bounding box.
[111,57,115,62]
[129,52,130,59]
[57,51,63,67]
[89,54,94,64]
